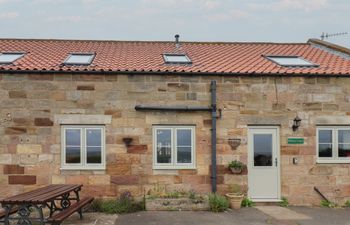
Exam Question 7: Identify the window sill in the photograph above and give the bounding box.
[153,165,196,170]
[316,160,350,164]
[60,167,106,171]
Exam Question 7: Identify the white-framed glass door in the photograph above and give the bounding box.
[248,126,280,201]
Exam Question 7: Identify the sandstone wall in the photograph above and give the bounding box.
[1,73,350,206]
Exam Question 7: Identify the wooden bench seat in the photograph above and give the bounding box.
[48,197,94,225]
[0,206,18,219]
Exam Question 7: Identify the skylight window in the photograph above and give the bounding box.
[0,52,25,64]
[64,53,95,65]
[266,56,317,67]
[163,54,191,64]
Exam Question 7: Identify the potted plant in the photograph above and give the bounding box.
[228,160,244,174]
[225,184,244,210]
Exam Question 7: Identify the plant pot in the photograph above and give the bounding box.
[229,167,242,174]
[226,193,244,209]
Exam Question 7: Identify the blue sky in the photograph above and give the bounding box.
[0,0,349,47]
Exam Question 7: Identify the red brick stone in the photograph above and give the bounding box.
[13,118,32,126]
[299,146,315,155]
[281,146,299,155]
[178,170,197,175]
[203,119,212,127]
[174,175,182,184]
[216,175,224,184]
[107,164,131,175]
[104,110,122,118]
[8,175,36,185]
[127,145,147,154]
[5,127,27,135]
[3,165,25,174]
[110,175,139,185]
[82,185,117,197]
[182,175,206,185]
[77,85,95,91]
[34,118,53,126]
[8,91,27,98]
[66,175,88,185]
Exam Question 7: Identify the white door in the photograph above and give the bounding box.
[248,127,280,201]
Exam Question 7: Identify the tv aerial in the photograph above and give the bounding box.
[320,32,348,40]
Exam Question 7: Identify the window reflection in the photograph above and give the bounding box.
[254,134,272,166]
[157,129,172,163]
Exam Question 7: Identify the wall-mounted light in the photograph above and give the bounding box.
[292,116,302,131]
[122,137,133,147]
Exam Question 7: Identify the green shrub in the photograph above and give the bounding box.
[241,197,254,207]
[344,200,350,207]
[320,200,336,208]
[228,160,244,170]
[91,191,144,214]
[279,197,289,207]
[208,193,229,212]
[188,190,196,200]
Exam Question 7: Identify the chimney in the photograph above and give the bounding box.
[175,34,180,48]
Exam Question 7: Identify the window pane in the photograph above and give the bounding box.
[66,129,81,146]
[156,129,172,163]
[87,147,102,163]
[87,129,101,146]
[319,130,332,143]
[177,147,191,163]
[66,147,81,163]
[338,130,350,143]
[177,129,191,146]
[267,56,315,66]
[164,54,190,63]
[338,144,350,158]
[318,144,332,157]
[65,54,93,64]
[254,134,272,166]
[0,53,23,63]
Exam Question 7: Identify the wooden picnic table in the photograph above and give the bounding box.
[0,184,93,225]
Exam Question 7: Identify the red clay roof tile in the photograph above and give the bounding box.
[0,39,350,75]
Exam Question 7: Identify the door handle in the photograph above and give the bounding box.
[275,158,278,167]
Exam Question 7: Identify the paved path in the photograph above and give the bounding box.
[63,213,118,225]
[116,207,350,225]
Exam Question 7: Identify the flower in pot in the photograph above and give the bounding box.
[228,160,244,174]
[225,184,244,210]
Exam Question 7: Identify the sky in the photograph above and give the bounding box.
[0,0,349,47]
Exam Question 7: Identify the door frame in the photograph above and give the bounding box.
[247,126,281,202]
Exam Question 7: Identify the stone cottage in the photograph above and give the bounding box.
[1,37,350,206]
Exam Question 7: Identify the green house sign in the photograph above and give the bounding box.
[288,137,304,144]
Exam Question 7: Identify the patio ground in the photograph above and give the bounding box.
[62,206,350,225]
[116,206,350,225]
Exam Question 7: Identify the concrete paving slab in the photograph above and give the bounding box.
[290,207,350,225]
[63,213,118,225]
[255,206,312,220]
[116,209,272,225]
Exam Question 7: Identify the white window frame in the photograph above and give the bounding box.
[153,125,196,169]
[64,53,95,65]
[0,52,25,64]
[317,126,350,164]
[265,55,318,67]
[163,53,192,64]
[61,125,105,170]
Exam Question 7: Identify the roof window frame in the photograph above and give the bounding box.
[265,55,318,67]
[63,53,95,66]
[163,53,192,65]
[0,52,26,64]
